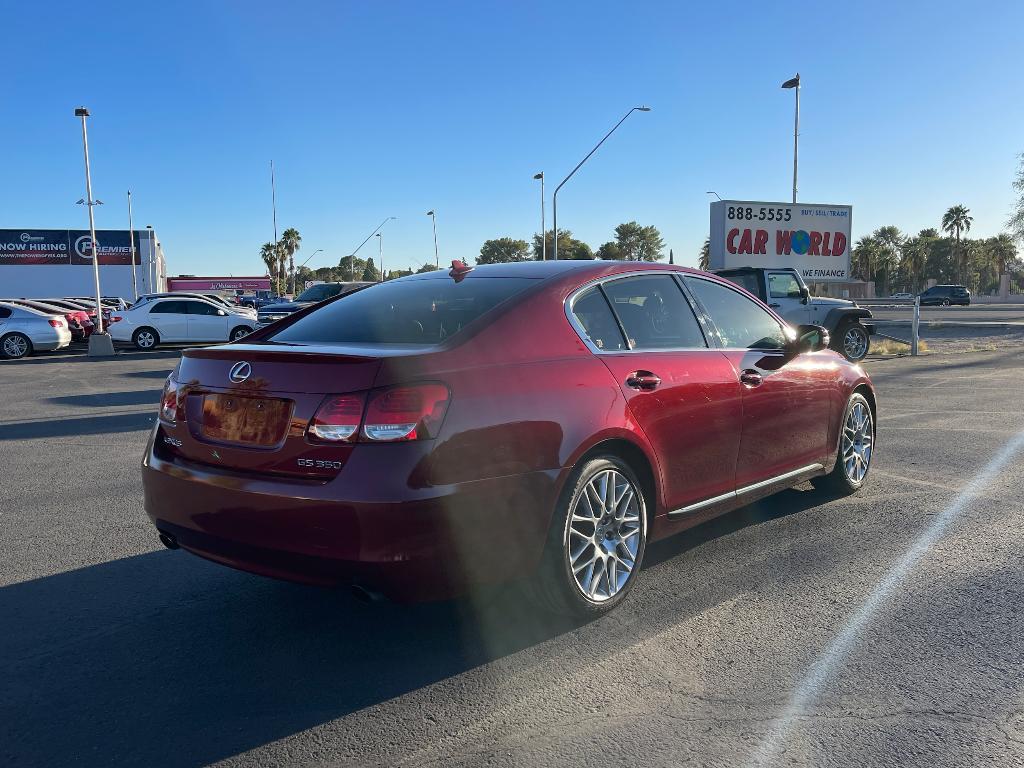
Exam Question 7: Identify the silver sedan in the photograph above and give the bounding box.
[0,301,73,360]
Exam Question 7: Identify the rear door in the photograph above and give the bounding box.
[684,275,832,487]
[184,300,229,341]
[147,300,189,341]
[571,274,743,513]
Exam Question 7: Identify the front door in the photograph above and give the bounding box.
[685,275,833,488]
[766,271,811,326]
[184,300,229,341]
[570,274,743,512]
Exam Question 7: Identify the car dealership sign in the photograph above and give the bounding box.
[709,200,853,280]
[0,229,143,266]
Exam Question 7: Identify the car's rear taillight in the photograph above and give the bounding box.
[362,383,450,442]
[309,393,366,443]
[110,315,123,323]
[48,318,64,327]
[160,377,179,423]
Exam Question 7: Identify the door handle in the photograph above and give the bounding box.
[739,369,763,387]
[768,303,781,309]
[626,371,662,391]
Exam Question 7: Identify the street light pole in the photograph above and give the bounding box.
[145,225,155,293]
[376,233,383,283]
[533,173,545,260]
[426,210,439,268]
[552,106,651,261]
[781,74,800,204]
[127,190,138,302]
[348,216,397,280]
[75,107,105,336]
[706,191,723,201]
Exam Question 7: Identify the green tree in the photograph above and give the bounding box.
[614,221,665,261]
[871,226,904,295]
[279,227,302,294]
[532,229,592,260]
[1008,154,1024,243]
[416,263,440,273]
[900,237,930,292]
[698,237,710,270]
[339,255,368,282]
[259,242,281,293]
[852,236,879,282]
[990,233,1017,278]
[477,237,532,264]
[596,241,622,260]
[941,205,973,283]
[361,257,381,282]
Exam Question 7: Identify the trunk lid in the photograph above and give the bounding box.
[164,344,384,479]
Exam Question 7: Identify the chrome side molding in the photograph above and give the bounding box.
[668,463,824,517]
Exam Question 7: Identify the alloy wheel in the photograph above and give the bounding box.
[842,400,873,483]
[137,331,155,348]
[566,469,643,602]
[843,326,868,361]
[3,335,29,358]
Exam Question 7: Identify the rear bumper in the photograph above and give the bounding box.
[34,327,72,351]
[141,427,560,600]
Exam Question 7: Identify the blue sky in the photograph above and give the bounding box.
[3,0,1023,277]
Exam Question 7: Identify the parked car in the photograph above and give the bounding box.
[2,299,93,341]
[256,282,372,328]
[50,297,112,325]
[66,296,130,312]
[143,261,876,615]
[133,293,257,319]
[0,301,72,359]
[918,284,971,306]
[109,296,257,350]
[891,292,914,299]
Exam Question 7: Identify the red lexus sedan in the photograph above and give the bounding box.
[143,260,875,615]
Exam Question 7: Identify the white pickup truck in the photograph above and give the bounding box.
[714,266,874,362]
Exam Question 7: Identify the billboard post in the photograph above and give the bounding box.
[709,199,852,281]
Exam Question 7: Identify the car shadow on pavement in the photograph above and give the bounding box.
[45,389,163,408]
[0,411,155,440]
[0,489,839,768]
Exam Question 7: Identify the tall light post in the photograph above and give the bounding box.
[74,107,111,352]
[270,160,280,292]
[127,191,138,301]
[533,172,546,260]
[348,216,397,280]
[426,210,439,268]
[781,74,800,204]
[296,248,323,290]
[145,225,155,293]
[552,106,651,261]
[375,233,383,283]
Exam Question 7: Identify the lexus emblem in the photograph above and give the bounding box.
[228,361,251,383]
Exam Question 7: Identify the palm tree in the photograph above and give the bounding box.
[852,236,879,283]
[259,242,278,293]
[941,205,973,283]
[990,233,1017,278]
[901,237,929,292]
[280,228,302,294]
[872,226,904,295]
[698,237,710,270]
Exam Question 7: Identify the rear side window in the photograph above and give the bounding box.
[570,287,627,351]
[149,301,187,314]
[185,301,220,315]
[268,277,537,345]
[602,275,707,350]
[720,271,762,298]
[0,307,11,319]
[685,277,786,350]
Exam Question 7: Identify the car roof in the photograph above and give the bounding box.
[0,301,51,316]
[398,260,703,281]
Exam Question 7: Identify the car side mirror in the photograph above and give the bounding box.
[217,309,227,316]
[799,286,810,305]
[789,324,829,354]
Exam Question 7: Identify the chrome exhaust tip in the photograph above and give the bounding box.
[158,531,179,550]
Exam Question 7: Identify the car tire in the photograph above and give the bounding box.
[812,392,874,496]
[942,299,951,306]
[835,322,869,362]
[133,327,159,351]
[229,326,252,342]
[529,456,648,617]
[1,332,33,360]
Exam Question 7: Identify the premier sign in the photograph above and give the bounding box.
[709,200,853,280]
[0,229,142,267]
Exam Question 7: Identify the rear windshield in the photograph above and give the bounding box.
[267,277,537,346]
[296,284,344,302]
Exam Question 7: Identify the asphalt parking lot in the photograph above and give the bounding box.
[2,347,1024,767]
